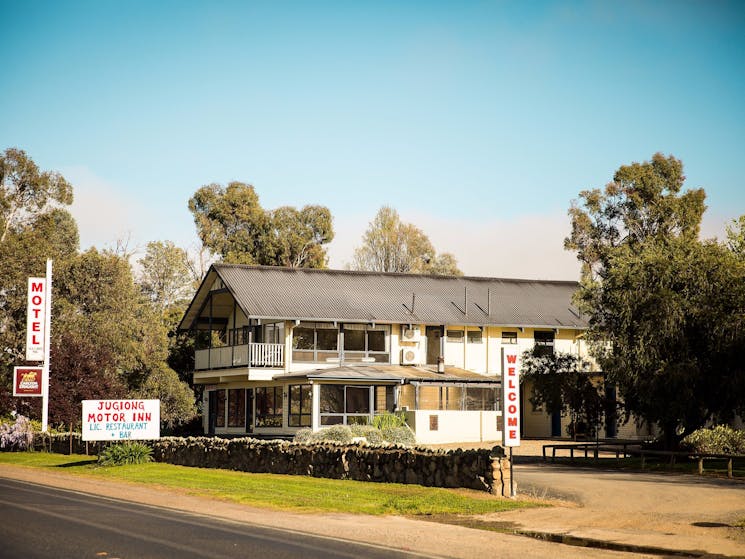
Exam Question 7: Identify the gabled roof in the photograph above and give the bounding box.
[179,264,586,331]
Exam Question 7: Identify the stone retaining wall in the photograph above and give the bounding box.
[152,436,501,492]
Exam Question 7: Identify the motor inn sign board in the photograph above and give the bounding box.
[13,367,43,397]
[26,277,47,361]
[502,348,521,447]
[82,399,160,441]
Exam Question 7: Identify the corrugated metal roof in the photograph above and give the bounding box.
[275,365,500,384]
[179,264,587,331]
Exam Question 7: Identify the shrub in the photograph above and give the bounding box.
[682,425,745,455]
[350,424,384,445]
[370,412,407,430]
[381,425,416,447]
[98,442,153,466]
[0,415,34,451]
[293,428,314,444]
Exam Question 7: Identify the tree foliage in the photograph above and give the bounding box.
[350,206,462,275]
[135,363,196,429]
[0,148,73,244]
[566,153,744,446]
[521,350,606,439]
[138,240,192,309]
[188,181,333,267]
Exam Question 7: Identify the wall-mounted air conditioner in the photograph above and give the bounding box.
[402,348,418,365]
[401,326,421,342]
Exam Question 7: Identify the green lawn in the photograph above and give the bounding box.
[0,452,534,516]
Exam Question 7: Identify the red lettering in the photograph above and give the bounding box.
[31,282,44,293]
[87,413,97,422]
[31,295,42,306]
[508,367,516,375]
[31,334,40,344]
[506,354,517,364]
[508,404,517,414]
[508,393,516,401]
[508,379,516,389]
[32,308,41,318]
[509,429,517,438]
[32,323,40,332]
[507,417,518,427]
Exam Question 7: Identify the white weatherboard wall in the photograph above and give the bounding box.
[405,410,501,444]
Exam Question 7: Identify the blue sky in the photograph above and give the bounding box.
[1,0,743,279]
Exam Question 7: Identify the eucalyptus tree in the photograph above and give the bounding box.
[565,153,744,446]
[351,206,462,276]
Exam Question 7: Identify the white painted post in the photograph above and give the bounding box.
[41,259,52,433]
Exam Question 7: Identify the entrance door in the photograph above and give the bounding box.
[425,326,442,365]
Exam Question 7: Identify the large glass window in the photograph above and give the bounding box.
[343,324,390,363]
[227,389,246,427]
[402,384,500,410]
[255,386,283,427]
[319,385,373,425]
[292,323,339,362]
[288,384,312,427]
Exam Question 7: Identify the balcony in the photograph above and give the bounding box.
[195,343,284,371]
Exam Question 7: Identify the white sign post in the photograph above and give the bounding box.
[502,347,521,497]
[82,400,161,441]
[24,259,52,432]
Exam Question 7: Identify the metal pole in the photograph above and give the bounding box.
[41,259,52,433]
[509,446,515,497]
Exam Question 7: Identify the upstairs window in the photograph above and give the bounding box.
[534,331,555,357]
[292,322,339,363]
[501,331,518,344]
[343,324,390,363]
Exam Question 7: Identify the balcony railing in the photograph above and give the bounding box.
[195,343,284,371]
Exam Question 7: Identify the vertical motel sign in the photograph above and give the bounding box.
[20,260,53,432]
[502,348,521,447]
[26,276,47,361]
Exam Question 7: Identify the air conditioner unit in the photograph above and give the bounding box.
[402,348,418,365]
[401,326,421,342]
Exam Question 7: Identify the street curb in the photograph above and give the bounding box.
[516,529,737,558]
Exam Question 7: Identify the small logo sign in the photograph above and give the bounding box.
[13,367,43,397]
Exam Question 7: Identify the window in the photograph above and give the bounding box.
[501,331,517,344]
[534,331,555,357]
[292,322,339,362]
[215,389,225,428]
[467,330,483,344]
[343,324,390,363]
[227,389,246,427]
[319,385,373,425]
[263,322,284,344]
[447,330,464,342]
[288,384,312,427]
[465,387,498,411]
[255,386,283,427]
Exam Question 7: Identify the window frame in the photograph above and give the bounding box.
[255,386,283,428]
[288,384,312,427]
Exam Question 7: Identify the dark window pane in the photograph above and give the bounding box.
[317,329,338,350]
[346,386,370,414]
[344,329,365,351]
[320,385,344,414]
[228,389,246,427]
[293,328,314,350]
[368,330,385,352]
[467,330,483,344]
[321,415,343,425]
[215,389,225,427]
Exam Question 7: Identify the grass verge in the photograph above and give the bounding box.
[0,452,536,516]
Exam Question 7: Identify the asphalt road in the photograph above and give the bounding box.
[0,478,423,559]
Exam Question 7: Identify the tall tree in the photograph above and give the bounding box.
[138,240,192,309]
[0,148,73,244]
[565,153,744,446]
[351,206,462,275]
[188,182,334,267]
